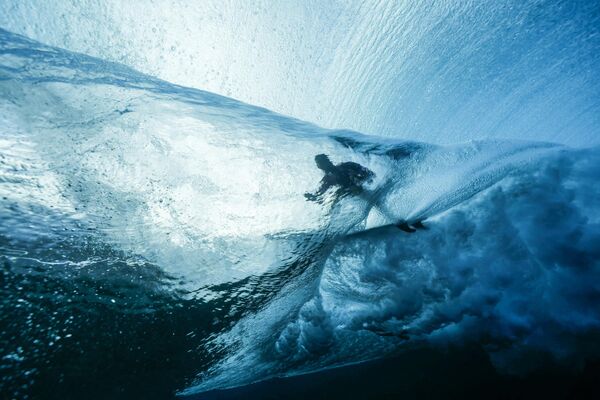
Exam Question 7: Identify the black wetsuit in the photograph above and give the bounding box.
[305,154,374,203]
[305,153,426,232]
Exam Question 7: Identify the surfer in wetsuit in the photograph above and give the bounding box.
[304,154,374,203]
[305,153,426,233]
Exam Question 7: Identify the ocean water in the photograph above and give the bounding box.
[1,2,600,399]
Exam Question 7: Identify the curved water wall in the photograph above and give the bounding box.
[1,0,599,145]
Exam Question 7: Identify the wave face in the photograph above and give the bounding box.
[0,20,599,400]
[1,1,599,146]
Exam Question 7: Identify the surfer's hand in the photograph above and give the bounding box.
[304,192,316,201]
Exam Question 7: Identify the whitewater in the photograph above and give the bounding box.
[0,5,599,398]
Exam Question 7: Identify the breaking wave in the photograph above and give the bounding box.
[1,26,599,398]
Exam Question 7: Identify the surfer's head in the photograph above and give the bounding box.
[315,154,335,172]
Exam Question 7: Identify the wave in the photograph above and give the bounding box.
[1,29,599,397]
[2,1,599,147]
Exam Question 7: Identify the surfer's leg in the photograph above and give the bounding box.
[396,221,416,233]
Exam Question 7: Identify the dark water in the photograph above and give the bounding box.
[196,348,600,400]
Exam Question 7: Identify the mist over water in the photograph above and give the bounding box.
[1,2,600,399]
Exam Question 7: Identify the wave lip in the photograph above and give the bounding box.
[2,1,599,147]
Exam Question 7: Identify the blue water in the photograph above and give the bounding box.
[1,2,600,399]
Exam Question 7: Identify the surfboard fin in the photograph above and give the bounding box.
[395,221,416,233]
[413,220,427,230]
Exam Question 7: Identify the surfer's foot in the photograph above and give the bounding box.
[396,221,416,233]
[413,220,427,230]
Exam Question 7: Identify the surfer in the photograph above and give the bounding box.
[304,154,375,203]
[306,153,426,233]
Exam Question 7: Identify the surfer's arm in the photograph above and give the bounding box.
[304,177,334,202]
[304,184,327,202]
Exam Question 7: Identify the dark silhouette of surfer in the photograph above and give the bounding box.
[305,153,426,233]
[304,154,374,203]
